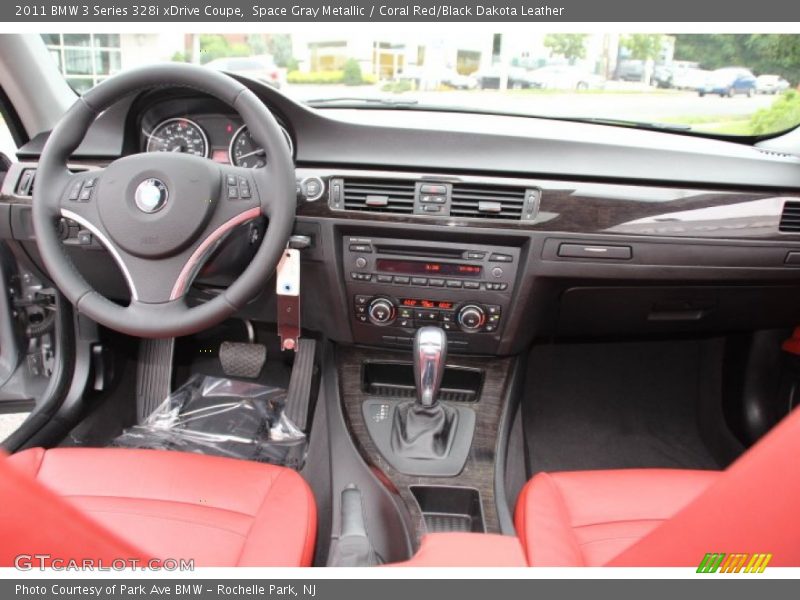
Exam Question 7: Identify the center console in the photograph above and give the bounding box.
[343,236,521,353]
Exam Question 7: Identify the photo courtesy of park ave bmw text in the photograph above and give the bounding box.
[0,0,799,597]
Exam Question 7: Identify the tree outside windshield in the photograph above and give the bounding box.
[42,32,800,136]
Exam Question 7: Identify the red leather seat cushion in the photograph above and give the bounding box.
[515,469,718,566]
[8,447,316,567]
[390,533,528,567]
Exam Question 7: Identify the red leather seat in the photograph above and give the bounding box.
[515,406,800,567]
[515,469,718,566]
[3,447,316,567]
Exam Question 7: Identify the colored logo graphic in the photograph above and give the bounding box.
[697,553,772,573]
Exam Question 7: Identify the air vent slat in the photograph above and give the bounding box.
[450,183,527,220]
[780,201,800,232]
[451,192,525,201]
[340,177,418,215]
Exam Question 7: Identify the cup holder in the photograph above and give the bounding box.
[410,485,485,533]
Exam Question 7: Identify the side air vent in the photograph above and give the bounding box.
[450,183,532,220]
[342,178,416,214]
[16,168,36,197]
[12,167,86,198]
[780,201,800,232]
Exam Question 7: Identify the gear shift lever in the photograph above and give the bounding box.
[364,326,476,475]
[414,326,447,407]
[391,326,457,459]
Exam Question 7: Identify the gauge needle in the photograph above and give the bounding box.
[144,132,167,143]
[237,148,266,159]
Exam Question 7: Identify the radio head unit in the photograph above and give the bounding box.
[342,236,521,354]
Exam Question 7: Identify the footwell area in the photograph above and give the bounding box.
[523,339,729,475]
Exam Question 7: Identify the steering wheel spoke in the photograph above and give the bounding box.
[58,168,106,219]
[216,165,266,218]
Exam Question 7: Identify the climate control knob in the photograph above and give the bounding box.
[457,304,486,333]
[368,298,396,326]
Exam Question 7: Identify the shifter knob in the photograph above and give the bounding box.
[413,326,448,408]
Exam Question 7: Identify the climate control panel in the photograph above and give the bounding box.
[354,295,502,334]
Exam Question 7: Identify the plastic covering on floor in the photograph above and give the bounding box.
[113,375,307,468]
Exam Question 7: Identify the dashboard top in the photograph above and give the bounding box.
[15,77,800,191]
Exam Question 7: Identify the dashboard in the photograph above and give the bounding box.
[5,75,800,355]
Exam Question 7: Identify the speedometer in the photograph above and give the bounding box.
[145,118,209,157]
[229,125,293,168]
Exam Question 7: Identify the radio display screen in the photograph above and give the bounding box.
[376,259,482,277]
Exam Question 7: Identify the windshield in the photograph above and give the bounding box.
[41,32,800,137]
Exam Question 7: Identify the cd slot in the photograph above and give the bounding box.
[373,244,465,259]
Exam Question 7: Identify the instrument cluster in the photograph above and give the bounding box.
[140,107,293,168]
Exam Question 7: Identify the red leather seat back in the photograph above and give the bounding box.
[608,406,800,566]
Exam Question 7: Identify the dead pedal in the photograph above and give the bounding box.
[219,341,267,379]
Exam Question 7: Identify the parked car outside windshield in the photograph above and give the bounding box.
[698,68,757,97]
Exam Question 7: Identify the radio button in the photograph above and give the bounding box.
[393,276,410,284]
[349,244,372,253]
[428,278,445,287]
[376,274,393,283]
[414,309,438,321]
[420,184,447,195]
[463,281,480,289]
[411,277,428,286]
[446,280,463,288]
[489,253,513,263]
[465,251,486,260]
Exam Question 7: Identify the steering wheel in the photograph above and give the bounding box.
[33,64,296,338]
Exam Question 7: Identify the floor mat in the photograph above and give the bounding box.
[524,339,723,474]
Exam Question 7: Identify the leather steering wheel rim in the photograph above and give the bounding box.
[33,63,296,338]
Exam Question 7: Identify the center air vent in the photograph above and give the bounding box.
[450,183,532,220]
[780,201,800,232]
[341,178,416,214]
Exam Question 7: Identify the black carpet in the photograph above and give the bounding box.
[524,339,724,474]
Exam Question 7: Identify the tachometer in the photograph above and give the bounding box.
[229,125,293,168]
[145,118,209,157]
